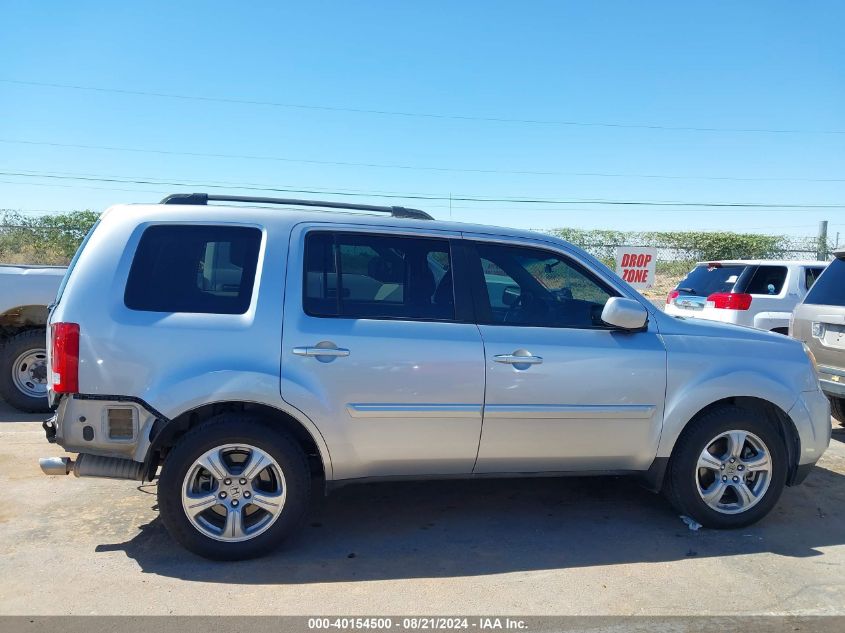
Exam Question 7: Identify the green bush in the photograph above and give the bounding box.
[547,228,822,263]
[0,210,100,265]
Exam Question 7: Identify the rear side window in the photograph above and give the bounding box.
[675,264,746,297]
[303,232,455,321]
[125,225,261,314]
[805,258,845,306]
[745,265,787,295]
[804,266,825,290]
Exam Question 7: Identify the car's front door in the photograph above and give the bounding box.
[465,238,667,473]
[281,225,485,480]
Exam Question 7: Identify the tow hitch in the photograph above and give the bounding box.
[42,416,57,443]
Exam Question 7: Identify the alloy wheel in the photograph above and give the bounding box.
[695,429,772,515]
[181,443,287,542]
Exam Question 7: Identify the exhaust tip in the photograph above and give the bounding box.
[39,456,72,476]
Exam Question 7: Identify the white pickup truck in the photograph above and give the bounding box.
[0,265,66,412]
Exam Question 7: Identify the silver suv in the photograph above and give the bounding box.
[40,194,831,560]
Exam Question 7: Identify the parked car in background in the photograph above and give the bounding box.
[791,249,845,425]
[664,260,827,333]
[38,194,830,560]
[0,264,66,412]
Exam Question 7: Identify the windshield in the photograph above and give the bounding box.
[674,264,746,297]
[804,257,845,306]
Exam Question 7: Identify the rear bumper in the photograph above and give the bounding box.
[663,305,748,326]
[44,394,159,463]
[821,380,845,398]
[818,365,845,398]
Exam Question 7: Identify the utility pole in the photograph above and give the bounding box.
[817,220,829,260]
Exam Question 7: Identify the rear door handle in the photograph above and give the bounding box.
[292,346,350,358]
[494,353,543,365]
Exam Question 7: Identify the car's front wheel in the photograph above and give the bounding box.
[666,406,787,528]
[158,414,310,560]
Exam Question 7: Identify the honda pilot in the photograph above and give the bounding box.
[39,194,831,560]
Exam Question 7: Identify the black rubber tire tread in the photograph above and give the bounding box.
[158,413,311,560]
[830,396,845,426]
[665,405,787,529]
[0,329,50,413]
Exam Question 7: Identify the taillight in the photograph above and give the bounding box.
[706,292,753,311]
[666,290,680,305]
[50,322,80,393]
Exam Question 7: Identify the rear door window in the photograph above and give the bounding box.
[675,264,746,297]
[804,258,845,306]
[745,265,787,295]
[303,231,456,321]
[124,225,262,314]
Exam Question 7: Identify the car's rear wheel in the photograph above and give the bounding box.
[0,329,51,413]
[829,396,845,426]
[158,414,310,560]
[666,405,787,528]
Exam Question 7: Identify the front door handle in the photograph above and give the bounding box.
[292,346,350,358]
[494,353,543,365]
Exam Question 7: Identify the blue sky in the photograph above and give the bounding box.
[1,1,844,238]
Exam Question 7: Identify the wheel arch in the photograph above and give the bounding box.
[646,395,801,493]
[145,400,332,485]
[0,305,49,337]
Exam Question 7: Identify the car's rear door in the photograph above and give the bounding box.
[743,264,790,323]
[281,223,485,480]
[465,235,667,473]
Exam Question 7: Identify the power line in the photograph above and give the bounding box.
[3,78,843,136]
[5,137,845,184]
[0,178,173,196]
[3,170,844,209]
[0,137,617,178]
[6,168,454,200]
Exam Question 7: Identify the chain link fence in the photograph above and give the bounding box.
[1,210,837,303]
[542,229,836,300]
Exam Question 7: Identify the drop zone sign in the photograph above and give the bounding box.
[615,246,657,289]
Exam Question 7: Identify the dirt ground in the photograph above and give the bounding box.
[1,398,843,616]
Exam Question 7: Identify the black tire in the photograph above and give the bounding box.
[666,405,788,529]
[830,396,845,426]
[158,414,311,560]
[0,329,50,413]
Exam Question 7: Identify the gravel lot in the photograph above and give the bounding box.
[1,399,843,616]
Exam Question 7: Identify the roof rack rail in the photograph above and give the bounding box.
[159,193,434,220]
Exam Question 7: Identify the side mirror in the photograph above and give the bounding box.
[601,297,648,330]
[501,285,521,307]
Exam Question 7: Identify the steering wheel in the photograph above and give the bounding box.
[504,291,549,323]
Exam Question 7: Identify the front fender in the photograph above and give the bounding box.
[657,371,798,459]
[657,333,807,459]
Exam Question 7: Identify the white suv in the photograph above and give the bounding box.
[664,260,828,333]
[39,194,831,560]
